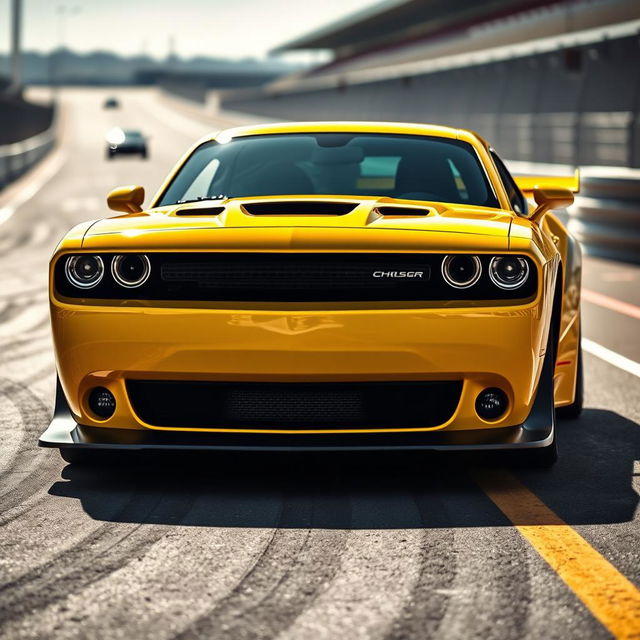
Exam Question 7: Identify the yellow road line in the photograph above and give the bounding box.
[474,469,640,639]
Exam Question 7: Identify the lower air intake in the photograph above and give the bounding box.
[126,380,462,430]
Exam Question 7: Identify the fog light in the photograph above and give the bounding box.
[88,387,116,419]
[475,388,508,420]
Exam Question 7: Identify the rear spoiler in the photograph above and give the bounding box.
[514,169,580,195]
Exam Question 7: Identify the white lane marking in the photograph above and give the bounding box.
[582,287,640,321]
[0,149,67,225]
[583,338,640,379]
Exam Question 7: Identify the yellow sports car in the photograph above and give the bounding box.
[41,122,582,467]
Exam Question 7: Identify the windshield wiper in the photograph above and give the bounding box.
[175,195,228,205]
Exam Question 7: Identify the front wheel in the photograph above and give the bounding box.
[557,342,583,419]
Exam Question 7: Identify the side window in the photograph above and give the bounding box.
[490,151,528,215]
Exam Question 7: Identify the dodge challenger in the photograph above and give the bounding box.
[40,122,582,467]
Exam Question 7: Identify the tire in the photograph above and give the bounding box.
[556,341,583,419]
[141,148,148,159]
[59,448,106,466]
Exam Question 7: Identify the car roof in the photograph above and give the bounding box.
[201,121,483,144]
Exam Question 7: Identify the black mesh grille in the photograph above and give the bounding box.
[160,257,431,295]
[126,380,463,430]
[54,253,538,302]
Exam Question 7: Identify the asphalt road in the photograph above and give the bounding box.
[0,87,638,640]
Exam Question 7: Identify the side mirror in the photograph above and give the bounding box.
[529,187,574,224]
[107,185,145,213]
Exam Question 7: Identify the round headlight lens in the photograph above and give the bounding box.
[441,255,482,289]
[65,255,104,288]
[489,256,529,290]
[111,254,151,288]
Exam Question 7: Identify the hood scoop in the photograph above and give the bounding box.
[242,201,357,216]
[376,205,432,217]
[174,205,225,216]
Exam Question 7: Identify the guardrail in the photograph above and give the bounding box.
[0,122,56,191]
[568,176,640,264]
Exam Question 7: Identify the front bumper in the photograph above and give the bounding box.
[50,302,549,434]
[40,340,555,452]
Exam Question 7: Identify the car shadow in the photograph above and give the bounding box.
[48,408,639,529]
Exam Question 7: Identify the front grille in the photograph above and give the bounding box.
[160,254,432,300]
[54,253,538,302]
[126,380,463,430]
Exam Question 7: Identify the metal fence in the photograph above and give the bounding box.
[0,119,56,191]
[223,35,640,170]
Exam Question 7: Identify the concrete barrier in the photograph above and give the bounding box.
[569,175,640,264]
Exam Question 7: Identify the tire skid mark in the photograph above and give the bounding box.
[14,362,55,389]
[434,529,532,640]
[0,378,56,515]
[383,478,457,640]
[278,489,426,640]
[0,286,47,302]
[0,483,199,632]
[2,340,53,367]
[13,490,285,640]
[176,487,351,640]
[0,471,141,585]
[1,342,52,366]
[0,314,50,345]
[0,471,83,529]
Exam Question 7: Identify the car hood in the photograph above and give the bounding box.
[81,196,516,252]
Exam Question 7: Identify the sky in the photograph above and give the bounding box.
[0,0,379,61]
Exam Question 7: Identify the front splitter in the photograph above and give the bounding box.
[39,414,553,452]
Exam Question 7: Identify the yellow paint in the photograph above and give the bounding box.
[514,169,581,195]
[476,469,640,639]
[50,121,582,433]
[529,187,575,224]
[106,185,145,213]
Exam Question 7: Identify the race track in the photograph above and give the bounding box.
[0,87,638,639]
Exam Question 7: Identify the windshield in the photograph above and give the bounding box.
[157,133,499,208]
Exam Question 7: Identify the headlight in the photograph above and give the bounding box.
[489,256,529,290]
[441,255,482,289]
[65,255,104,288]
[111,254,151,288]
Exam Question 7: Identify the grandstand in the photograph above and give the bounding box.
[222,0,640,169]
